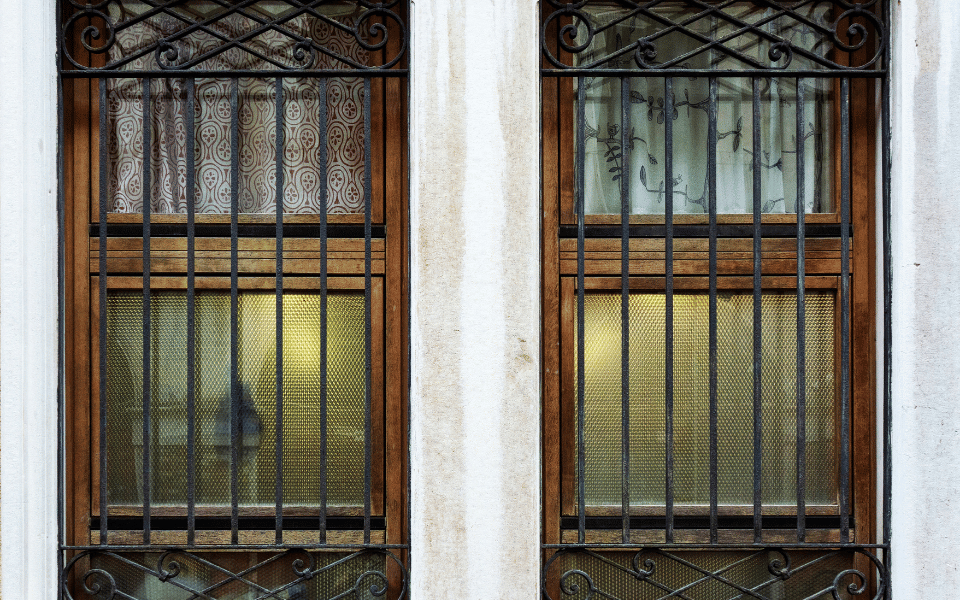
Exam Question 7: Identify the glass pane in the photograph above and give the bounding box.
[105,291,367,508]
[104,2,370,215]
[573,4,835,215]
[576,292,837,507]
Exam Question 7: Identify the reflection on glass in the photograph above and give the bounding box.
[573,3,835,215]
[88,550,385,600]
[553,548,853,600]
[576,292,837,507]
[106,291,366,508]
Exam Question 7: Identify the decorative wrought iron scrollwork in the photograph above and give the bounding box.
[62,548,408,600]
[543,547,886,600]
[541,0,886,73]
[60,0,408,74]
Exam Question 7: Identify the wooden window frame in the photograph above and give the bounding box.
[541,31,878,551]
[86,276,388,546]
[557,276,848,545]
[61,28,409,553]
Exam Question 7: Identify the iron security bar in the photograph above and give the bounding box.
[544,1,890,599]
[541,0,886,74]
[60,0,407,74]
[59,1,409,598]
[565,73,866,541]
[90,76,393,543]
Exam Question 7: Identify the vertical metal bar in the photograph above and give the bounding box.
[318,77,329,544]
[708,76,718,545]
[752,77,763,544]
[839,77,851,543]
[274,77,285,545]
[619,76,631,545]
[57,61,66,583]
[576,77,587,544]
[882,32,893,553]
[185,77,197,546]
[664,76,675,543]
[230,78,240,546]
[141,77,152,544]
[98,77,109,545]
[881,1,893,582]
[795,77,807,543]
[363,77,373,545]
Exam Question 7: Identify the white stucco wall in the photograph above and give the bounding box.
[0,1,60,598]
[890,1,960,596]
[408,0,542,598]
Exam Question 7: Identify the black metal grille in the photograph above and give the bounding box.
[542,2,890,599]
[59,2,408,599]
[542,0,885,75]
[63,549,404,600]
[60,0,407,76]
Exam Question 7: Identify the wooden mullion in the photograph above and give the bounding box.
[849,9,879,562]
[399,41,410,578]
[71,25,94,548]
[383,4,408,595]
[583,213,841,225]
[542,13,562,554]
[560,257,849,277]
[369,13,385,225]
[63,69,78,549]
[90,530,389,546]
[105,213,371,225]
[371,278,386,516]
[94,256,387,276]
[559,277,576,517]
[98,275,372,291]
[563,528,850,545]
[559,75,575,225]
[89,281,100,525]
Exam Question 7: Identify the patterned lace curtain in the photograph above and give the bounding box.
[107,8,368,214]
[577,3,835,215]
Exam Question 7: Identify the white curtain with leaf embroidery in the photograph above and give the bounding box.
[576,3,835,215]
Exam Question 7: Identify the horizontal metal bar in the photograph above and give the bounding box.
[542,68,886,78]
[542,543,890,550]
[62,544,410,551]
[91,223,385,239]
[560,515,850,531]
[90,516,387,531]
[559,223,851,239]
[60,69,408,78]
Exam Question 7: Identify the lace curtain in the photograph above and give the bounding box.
[577,4,835,215]
[106,9,368,214]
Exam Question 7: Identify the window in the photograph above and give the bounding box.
[59,2,408,598]
[541,1,888,598]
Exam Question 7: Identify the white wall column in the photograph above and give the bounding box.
[0,1,60,597]
[890,1,960,597]
[409,0,541,597]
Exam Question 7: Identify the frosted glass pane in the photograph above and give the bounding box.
[576,292,837,507]
[105,291,366,508]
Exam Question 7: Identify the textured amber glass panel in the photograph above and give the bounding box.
[106,291,366,508]
[576,292,837,507]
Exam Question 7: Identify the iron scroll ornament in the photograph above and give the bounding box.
[60,0,408,73]
[541,0,885,73]
[62,548,408,600]
[542,547,886,600]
